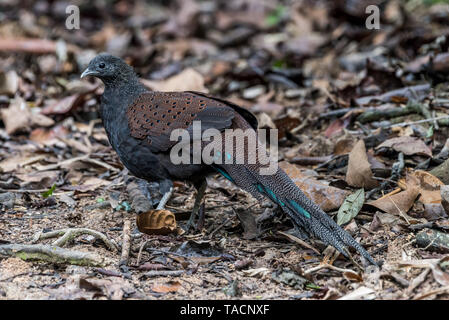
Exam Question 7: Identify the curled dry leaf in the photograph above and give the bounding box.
[141,68,207,93]
[368,174,420,217]
[136,209,177,235]
[375,136,432,157]
[279,161,349,211]
[346,140,379,189]
[398,170,444,204]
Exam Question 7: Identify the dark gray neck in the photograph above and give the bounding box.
[100,76,147,135]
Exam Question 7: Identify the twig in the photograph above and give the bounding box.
[303,263,360,275]
[208,218,231,238]
[119,219,132,267]
[413,286,449,300]
[387,194,410,225]
[136,238,157,266]
[277,231,320,255]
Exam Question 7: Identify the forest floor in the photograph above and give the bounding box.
[1,0,449,300]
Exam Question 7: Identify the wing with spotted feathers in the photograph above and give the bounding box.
[126,91,237,152]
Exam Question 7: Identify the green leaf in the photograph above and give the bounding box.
[306,283,321,290]
[337,188,365,226]
[272,59,288,69]
[265,5,286,27]
[41,184,56,198]
[121,201,131,212]
[426,125,434,138]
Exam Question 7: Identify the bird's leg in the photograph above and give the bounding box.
[156,179,174,210]
[156,187,173,210]
[186,179,207,230]
[196,202,206,230]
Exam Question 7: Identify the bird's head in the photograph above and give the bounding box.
[81,53,137,86]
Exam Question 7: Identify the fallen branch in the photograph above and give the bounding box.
[0,244,103,266]
[143,270,184,277]
[0,38,78,54]
[416,229,449,253]
[356,103,421,124]
[32,228,118,252]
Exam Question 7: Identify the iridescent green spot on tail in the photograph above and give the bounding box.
[288,200,311,218]
[215,167,233,182]
[257,184,285,207]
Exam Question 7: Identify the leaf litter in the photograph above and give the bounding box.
[0,0,449,300]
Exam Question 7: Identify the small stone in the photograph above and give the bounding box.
[284,88,306,99]
[242,85,266,100]
[0,192,15,209]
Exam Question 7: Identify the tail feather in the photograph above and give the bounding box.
[218,164,376,265]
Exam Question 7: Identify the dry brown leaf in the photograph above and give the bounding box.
[136,209,177,235]
[346,140,379,189]
[0,70,19,95]
[141,68,207,93]
[376,136,432,157]
[398,258,449,287]
[0,154,46,173]
[368,173,420,217]
[398,170,444,204]
[279,161,349,211]
[42,94,85,115]
[151,281,181,293]
[77,177,110,192]
[29,125,69,145]
[0,97,30,134]
[16,170,59,189]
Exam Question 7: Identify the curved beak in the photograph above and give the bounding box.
[80,68,96,79]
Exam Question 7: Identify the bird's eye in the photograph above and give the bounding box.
[99,62,106,69]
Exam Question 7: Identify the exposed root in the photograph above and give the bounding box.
[32,228,118,252]
[0,244,103,266]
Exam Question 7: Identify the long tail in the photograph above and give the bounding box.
[216,164,377,265]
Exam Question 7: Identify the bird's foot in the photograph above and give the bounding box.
[186,216,196,231]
